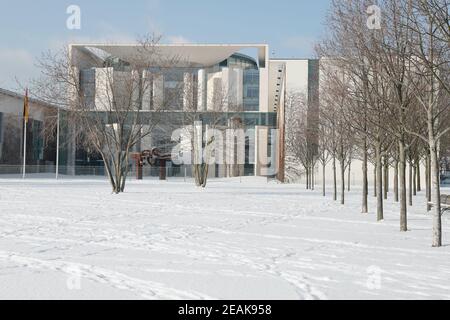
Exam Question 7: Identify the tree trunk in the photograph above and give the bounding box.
[322,162,326,197]
[201,164,209,188]
[120,153,130,192]
[394,160,399,202]
[430,141,442,247]
[375,142,383,221]
[409,161,413,206]
[347,160,351,191]
[306,166,310,190]
[311,164,315,191]
[416,160,421,192]
[333,156,337,201]
[413,162,417,196]
[373,164,377,197]
[362,141,368,213]
[103,156,117,193]
[425,154,429,199]
[426,154,432,212]
[340,160,345,205]
[194,164,202,187]
[109,151,128,195]
[399,140,408,232]
[383,156,389,200]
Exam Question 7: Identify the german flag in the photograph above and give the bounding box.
[23,88,29,124]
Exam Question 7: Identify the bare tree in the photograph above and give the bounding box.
[318,1,391,217]
[31,35,180,193]
[317,109,332,196]
[177,84,239,188]
[318,0,449,246]
[285,91,309,187]
[403,0,450,246]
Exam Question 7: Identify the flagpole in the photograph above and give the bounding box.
[22,88,29,179]
[22,119,27,179]
[56,108,60,180]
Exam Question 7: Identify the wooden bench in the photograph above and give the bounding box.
[428,194,450,215]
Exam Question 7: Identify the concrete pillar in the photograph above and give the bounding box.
[258,45,270,112]
[255,126,269,176]
[207,71,222,111]
[229,68,243,111]
[153,74,164,109]
[94,67,114,111]
[226,118,245,177]
[141,70,152,111]
[197,69,207,111]
[183,72,194,111]
[131,70,140,110]
[141,126,152,150]
[221,67,230,112]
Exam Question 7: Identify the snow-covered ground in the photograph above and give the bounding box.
[0,176,449,300]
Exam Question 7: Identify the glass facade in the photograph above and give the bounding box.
[243,69,260,111]
[220,53,260,112]
[80,53,261,113]
[80,69,96,109]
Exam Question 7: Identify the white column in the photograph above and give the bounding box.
[258,45,270,112]
[141,126,152,150]
[229,68,243,111]
[131,70,140,110]
[152,74,164,110]
[197,69,207,111]
[236,68,244,109]
[259,67,269,112]
[141,70,152,110]
[94,67,114,111]
[221,67,230,112]
[255,126,269,176]
[183,72,194,111]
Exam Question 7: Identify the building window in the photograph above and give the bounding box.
[80,69,96,108]
[246,87,259,99]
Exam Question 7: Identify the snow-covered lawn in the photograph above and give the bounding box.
[0,176,449,300]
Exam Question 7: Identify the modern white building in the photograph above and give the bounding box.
[68,43,296,178]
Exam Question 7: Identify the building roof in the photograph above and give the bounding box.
[0,87,57,109]
[70,43,269,68]
[270,58,315,61]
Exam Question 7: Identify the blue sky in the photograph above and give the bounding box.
[0,0,331,90]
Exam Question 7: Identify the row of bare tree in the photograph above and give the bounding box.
[288,0,449,247]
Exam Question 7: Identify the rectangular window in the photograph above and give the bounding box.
[80,69,96,108]
[246,88,259,99]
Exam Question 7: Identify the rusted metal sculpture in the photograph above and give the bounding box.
[131,148,172,180]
